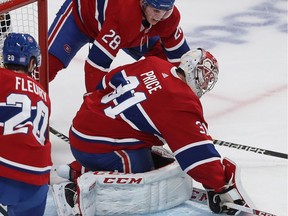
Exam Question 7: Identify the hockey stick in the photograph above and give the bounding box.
[213,139,287,159]
[0,205,7,216]
[191,188,276,216]
[49,126,288,160]
[49,126,69,143]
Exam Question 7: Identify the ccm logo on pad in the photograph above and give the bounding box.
[102,177,143,184]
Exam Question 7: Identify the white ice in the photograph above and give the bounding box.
[45,0,287,215]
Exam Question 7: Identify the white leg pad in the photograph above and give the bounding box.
[77,161,193,215]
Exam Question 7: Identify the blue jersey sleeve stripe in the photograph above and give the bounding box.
[164,39,190,61]
[175,142,221,171]
[87,41,114,69]
[165,37,186,52]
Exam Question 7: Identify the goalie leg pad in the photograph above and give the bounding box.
[77,161,193,215]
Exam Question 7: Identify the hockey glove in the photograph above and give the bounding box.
[206,185,245,215]
[56,161,89,183]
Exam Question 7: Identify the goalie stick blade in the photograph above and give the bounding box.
[191,187,208,205]
[190,187,276,216]
[224,203,277,216]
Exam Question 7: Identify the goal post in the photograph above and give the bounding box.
[0,0,49,92]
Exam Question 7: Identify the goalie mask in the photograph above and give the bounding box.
[179,48,219,97]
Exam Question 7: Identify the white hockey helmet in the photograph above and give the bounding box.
[179,48,219,97]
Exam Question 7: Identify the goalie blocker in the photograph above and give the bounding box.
[51,160,193,216]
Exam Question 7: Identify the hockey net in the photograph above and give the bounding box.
[0,0,48,91]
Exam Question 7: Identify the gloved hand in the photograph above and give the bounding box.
[206,185,245,215]
[56,161,89,183]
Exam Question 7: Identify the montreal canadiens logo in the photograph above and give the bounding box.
[63,44,71,53]
[27,36,34,43]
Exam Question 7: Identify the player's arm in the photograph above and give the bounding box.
[84,22,121,92]
[176,140,249,215]
[161,104,248,215]
[159,7,190,65]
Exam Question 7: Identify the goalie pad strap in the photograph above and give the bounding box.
[77,161,193,215]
